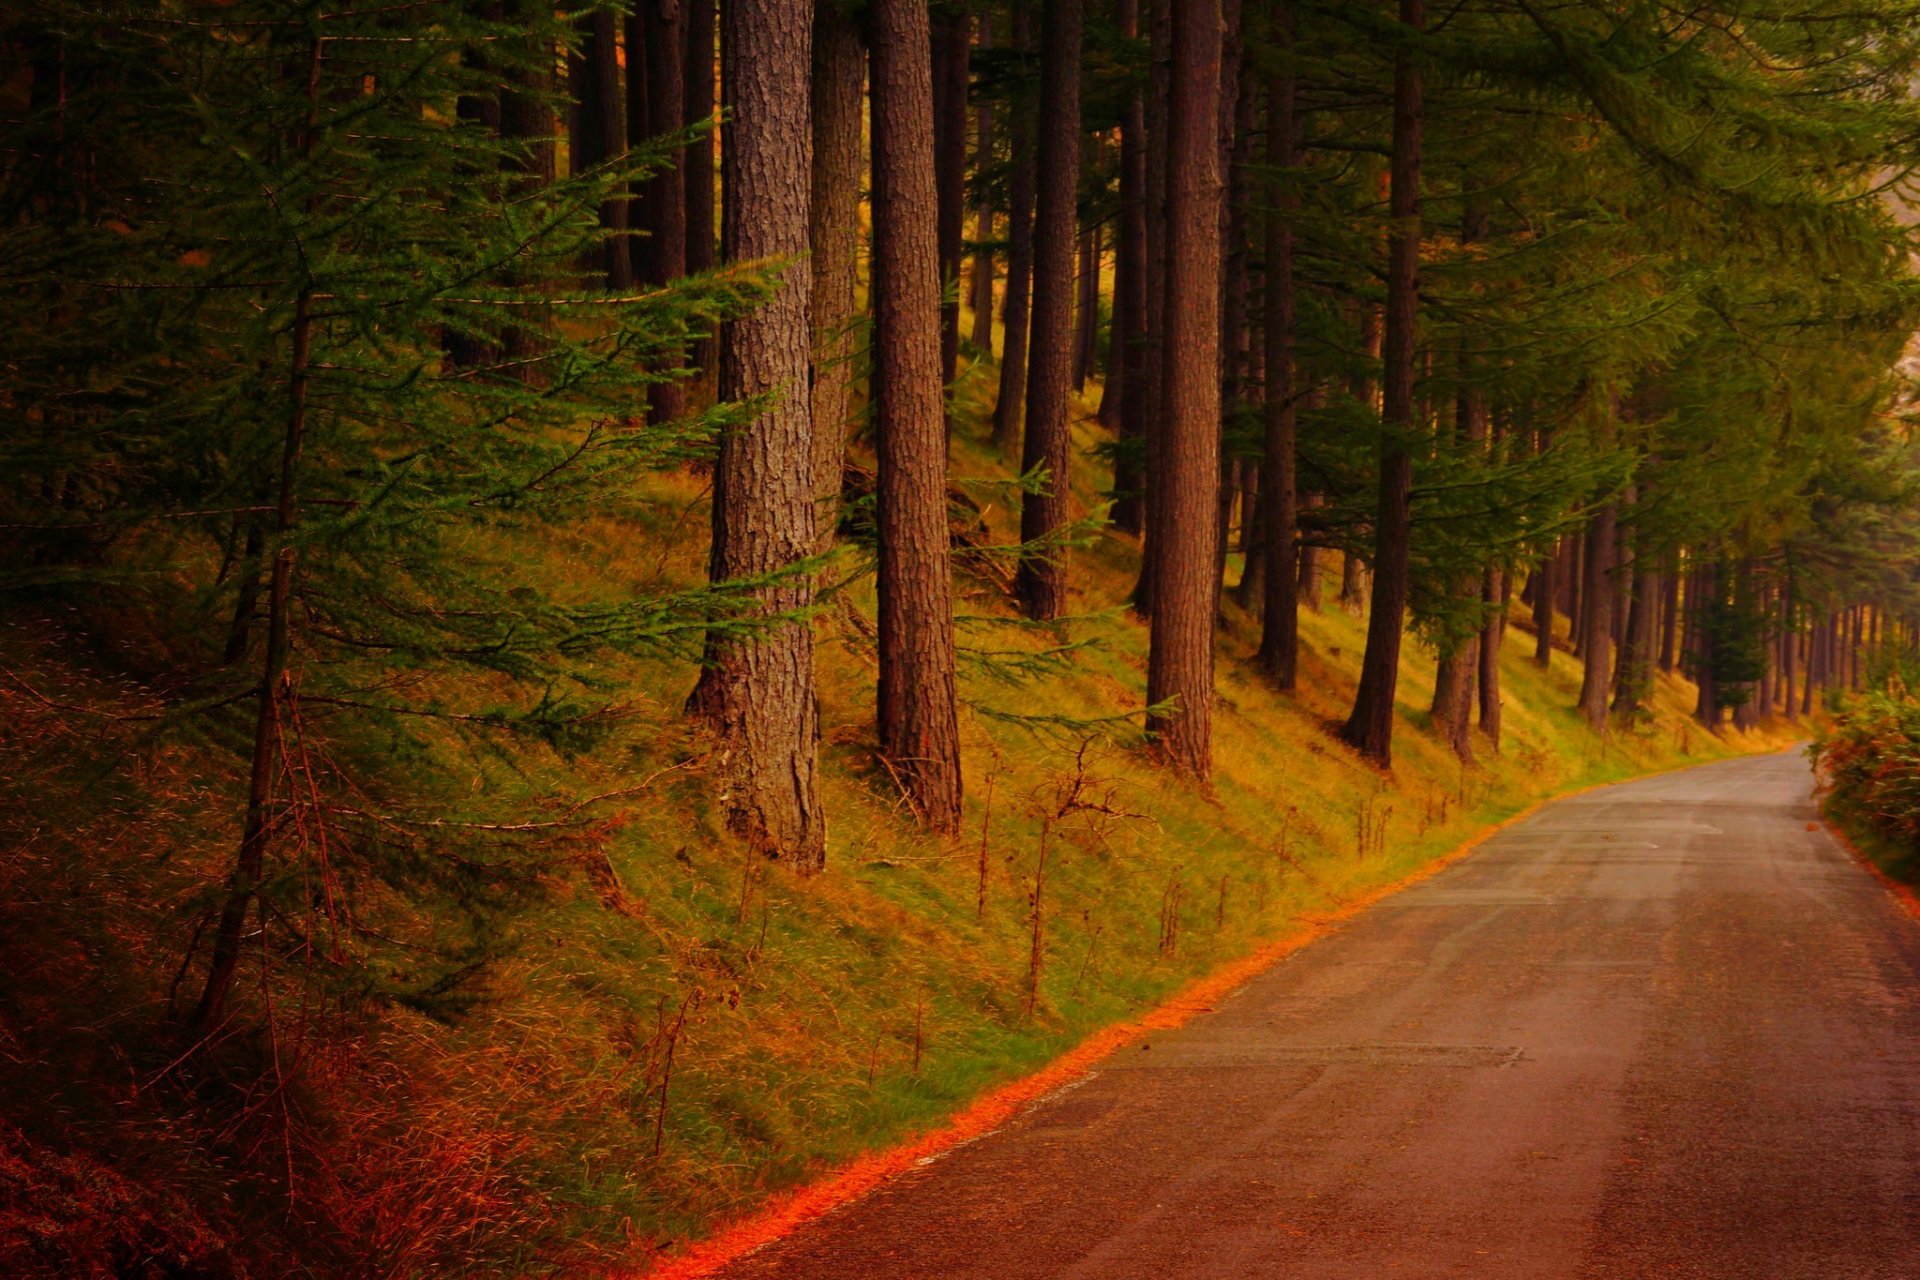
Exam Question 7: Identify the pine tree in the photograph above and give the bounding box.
[870,0,965,831]
[1145,0,1223,777]
[1014,0,1084,622]
[0,1,769,1028]
[1340,0,1423,767]
[691,0,826,868]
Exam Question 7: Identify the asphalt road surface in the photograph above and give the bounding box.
[720,751,1920,1279]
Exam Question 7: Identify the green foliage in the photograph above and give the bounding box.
[1815,681,1920,875]
[0,1,774,1015]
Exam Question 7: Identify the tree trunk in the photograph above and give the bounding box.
[990,2,1037,453]
[1781,569,1797,720]
[933,9,970,389]
[1298,493,1322,611]
[691,0,824,869]
[1577,504,1616,729]
[683,0,717,375]
[1532,548,1555,668]
[1340,0,1422,767]
[571,11,632,288]
[1659,553,1680,673]
[194,40,326,1029]
[1131,0,1174,614]
[643,0,687,427]
[1257,32,1298,690]
[498,7,556,380]
[1478,567,1506,746]
[1614,561,1656,716]
[809,3,864,550]
[1073,223,1099,391]
[1110,0,1149,536]
[968,92,996,350]
[1145,0,1222,776]
[1213,20,1252,620]
[1014,0,1083,622]
[1694,561,1719,726]
[870,0,964,832]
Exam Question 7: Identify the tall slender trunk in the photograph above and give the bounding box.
[1432,200,1490,762]
[1577,503,1617,729]
[1213,20,1252,618]
[1479,566,1506,746]
[1614,545,1656,716]
[499,5,556,380]
[870,0,963,831]
[1298,493,1323,611]
[1110,0,1149,536]
[1694,561,1719,726]
[1257,28,1298,690]
[692,0,824,868]
[194,38,325,1030]
[1014,0,1084,622]
[1774,571,1789,721]
[1532,550,1555,668]
[683,0,717,375]
[1340,0,1422,766]
[1145,0,1223,776]
[968,90,995,350]
[933,10,970,388]
[1659,553,1680,672]
[572,11,632,288]
[643,0,687,427]
[808,4,864,550]
[1131,0,1174,613]
[990,2,1036,453]
[1072,224,1099,391]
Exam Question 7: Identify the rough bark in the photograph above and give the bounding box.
[1131,0,1174,613]
[1145,0,1223,776]
[1693,560,1719,726]
[1431,200,1490,763]
[1298,493,1323,611]
[809,3,864,550]
[689,0,825,869]
[1614,562,1655,716]
[684,0,717,373]
[1577,503,1617,730]
[1532,548,1555,668]
[870,0,964,832]
[1340,0,1422,766]
[968,91,995,350]
[1109,0,1149,536]
[1014,0,1083,621]
[571,11,632,288]
[1478,567,1506,746]
[643,0,688,427]
[1073,223,1099,391]
[933,10,970,388]
[1257,36,1298,690]
[1659,552,1680,672]
[1212,4,1248,617]
[990,1,1037,453]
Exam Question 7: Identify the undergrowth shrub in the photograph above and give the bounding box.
[1813,680,1920,873]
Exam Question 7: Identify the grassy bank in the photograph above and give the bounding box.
[0,350,1790,1279]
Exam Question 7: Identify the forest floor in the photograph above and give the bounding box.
[0,334,1796,1279]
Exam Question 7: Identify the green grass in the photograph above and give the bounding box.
[0,318,1793,1278]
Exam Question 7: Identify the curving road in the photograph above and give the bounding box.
[719,751,1920,1279]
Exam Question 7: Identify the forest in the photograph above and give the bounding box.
[5,0,1920,1276]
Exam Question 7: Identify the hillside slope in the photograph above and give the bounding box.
[0,347,1787,1280]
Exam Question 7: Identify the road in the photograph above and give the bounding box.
[718,751,1920,1279]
